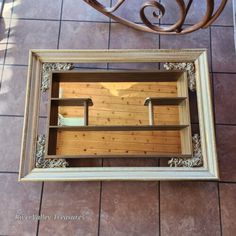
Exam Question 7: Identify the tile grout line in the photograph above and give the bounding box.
[36,182,44,236]
[107,0,112,70]
[36,1,63,235]
[217,183,223,236]
[157,9,161,227]
[98,1,113,234]
[57,0,64,50]
[0,171,18,174]
[158,0,161,168]
[219,181,236,184]
[210,25,223,236]
[97,181,103,236]
[1,17,234,28]
[158,0,161,70]
[0,0,14,91]
[98,1,112,235]
[158,181,161,236]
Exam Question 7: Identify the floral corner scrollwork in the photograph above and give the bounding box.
[168,134,203,168]
[36,135,69,168]
[163,62,196,91]
[41,63,74,92]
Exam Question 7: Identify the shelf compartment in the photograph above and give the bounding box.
[49,98,93,126]
[46,129,186,157]
[51,71,183,126]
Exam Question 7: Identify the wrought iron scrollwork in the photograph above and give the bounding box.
[83,0,228,34]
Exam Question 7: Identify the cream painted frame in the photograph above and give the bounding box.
[19,49,219,181]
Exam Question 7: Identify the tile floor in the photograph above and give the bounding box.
[0,0,236,235]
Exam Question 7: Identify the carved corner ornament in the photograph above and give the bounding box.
[168,134,203,168]
[41,63,74,92]
[163,62,196,91]
[36,135,69,168]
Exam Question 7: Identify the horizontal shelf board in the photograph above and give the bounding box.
[45,154,192,159]
[144,97,187,106]
[49,125,188,131]
[52,70,183,82]
[51,98,93,106]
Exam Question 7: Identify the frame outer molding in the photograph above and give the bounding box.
[195,51,219,178]
[19,49,219,181]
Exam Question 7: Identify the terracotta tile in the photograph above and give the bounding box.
[213,0,234,26]
[12,0,62,20]
[62,0,110,21]
[216,125,236,182]
[214,73,236,124]
[160,27,211,70]
[0,116,23,172]
[111,0,159,23]
[110,23,159,49]
[39,182,100,236]
[59,21,109,49]
[100,182,159,236]
[6,19,59,65]
[160,182,221,236]
[0,65,27,115]
[0,173,41,236]
[211,26,236,73]
[109,23,159,69]
[59,21,109,68]
[220,183,236,236]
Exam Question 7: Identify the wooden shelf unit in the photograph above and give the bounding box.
[19,49,219,181]
[45,70,192,159]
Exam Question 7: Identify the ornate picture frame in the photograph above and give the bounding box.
[19,49,218,181]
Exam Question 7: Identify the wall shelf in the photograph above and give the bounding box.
[19,49,218,181]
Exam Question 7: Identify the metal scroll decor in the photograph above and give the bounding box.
[41,63,74,92]
[83,0,227,34]
[36,135,69,168]
[168,134,203,167]
[163,62,196,91]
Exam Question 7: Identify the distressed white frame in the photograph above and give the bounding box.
[19,49,219,181]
